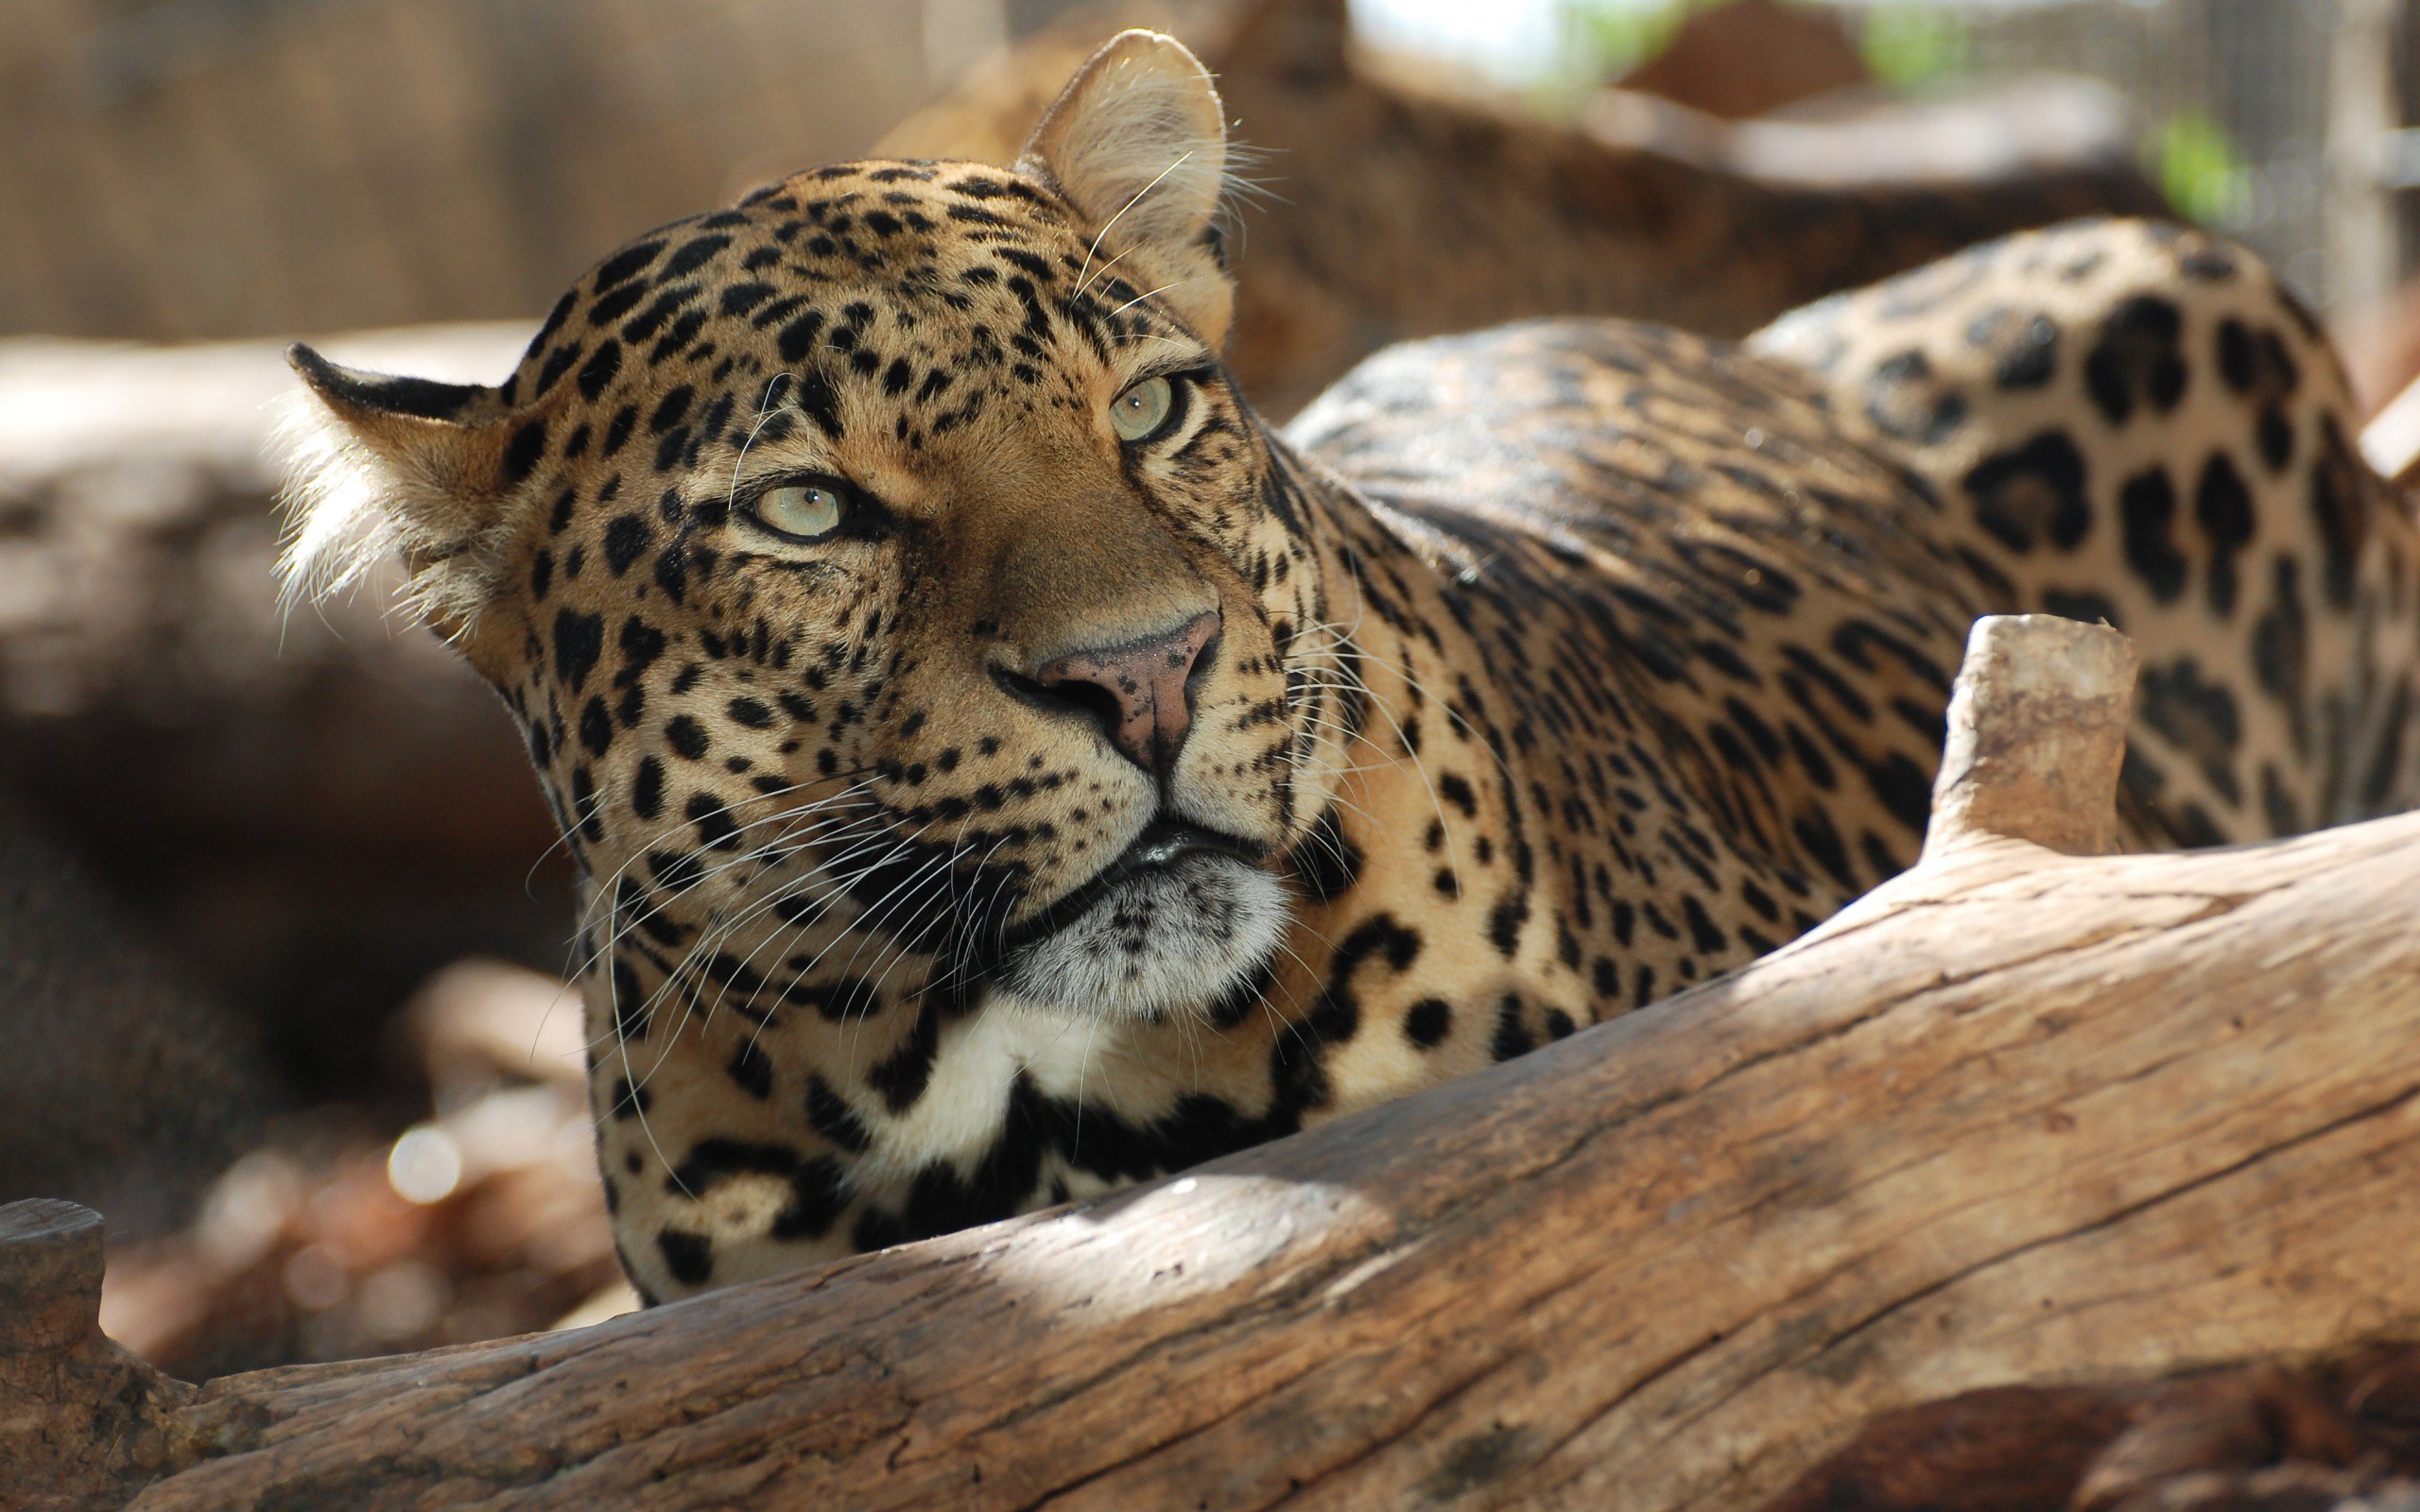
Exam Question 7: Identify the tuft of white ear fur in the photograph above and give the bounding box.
[274,345,517,639]
[1020,31,1235,339]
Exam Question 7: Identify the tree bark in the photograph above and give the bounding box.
[10,612,2420,1510]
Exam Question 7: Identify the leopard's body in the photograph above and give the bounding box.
[285,34,2420,1304]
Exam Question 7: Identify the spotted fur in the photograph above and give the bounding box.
[284,33,2420,1303]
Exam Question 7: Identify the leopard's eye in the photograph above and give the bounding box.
[752,481,847,541]
[1110,374,1176,443]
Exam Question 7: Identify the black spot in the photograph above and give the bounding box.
[499,419,548,488]
[591,239,664,294]
[648,385,694,435]
[631,756,666,819]
[868,1000,942,1112]
[2194,455,2254,615]
[718,282,775,316]
[2257,409,2294,473]
[623,285,699,344]
[1489,994,1535,1061]
[666,715,710,759]
[579,696,614,757]
[1404,998,1452,1048]
[804,1075,873,1153]
[725,1039,773,1099]
[1680,896,1727,955]
[2217,318,2257,392]
[616,615,667,685]
[603,514,649,576]
[661,233,732,279]
[686,792,738,849]
[656,1228,713,1287]
[1969,307,2058,389]
[553,610,605,691]
[777,310,826,365]
[1867,752,1934,836]
[1965,432,2090,552]
[2252,557,2308,706]
[577,340,623,401]
[1864,349,1967,446]
[793,369,843,438]
[2083,295,2187,424]
[587,283,648,328]
[2118,467,2187,603]
[1288,808,1360,902]
[2309,419,2368,609]
[607,1075,649,1119]
[533,342,582,398]
[727,697,775,729]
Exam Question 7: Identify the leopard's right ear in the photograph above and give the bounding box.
[1019,31,1234,345]
[279,343,529,641]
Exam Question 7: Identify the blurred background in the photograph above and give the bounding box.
[8,0,2420,1379]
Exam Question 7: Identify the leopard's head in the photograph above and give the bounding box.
[283,32,1351,1024]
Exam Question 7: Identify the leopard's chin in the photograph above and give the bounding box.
[993,840,1289,1022]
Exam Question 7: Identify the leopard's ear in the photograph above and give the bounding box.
[1019,30,1234,346]
[279,342,529,650]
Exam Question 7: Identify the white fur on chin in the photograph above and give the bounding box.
[995,853,1288,1022]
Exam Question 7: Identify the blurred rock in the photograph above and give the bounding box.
[1616,0,1869,121]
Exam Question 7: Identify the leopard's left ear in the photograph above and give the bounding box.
[1019,30,1234,346]
[277,342,530,657]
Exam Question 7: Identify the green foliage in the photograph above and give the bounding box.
[2150,109,2252,224]
[1567,0,1700,80]
[1856,5,1975,89]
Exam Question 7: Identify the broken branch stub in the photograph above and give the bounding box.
[1923,613,2137,860]
[0,1199,191,1512]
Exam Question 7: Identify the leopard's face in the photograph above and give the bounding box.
[285,43,1348,1024]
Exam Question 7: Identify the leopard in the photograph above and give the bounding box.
[281,30,2420,1305]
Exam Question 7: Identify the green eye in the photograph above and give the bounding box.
[752,481,847,541]
[1110,374,1176,442]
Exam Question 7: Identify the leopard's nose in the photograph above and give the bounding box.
[1021,610,1220,779]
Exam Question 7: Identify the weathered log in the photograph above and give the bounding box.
[14,611,2420,1508]
[0,1202,192,1512]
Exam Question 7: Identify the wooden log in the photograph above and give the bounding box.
[20,612,2420,1508]
[0,1202,192,1512]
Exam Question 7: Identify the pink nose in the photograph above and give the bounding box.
[1032,610,1219,778]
